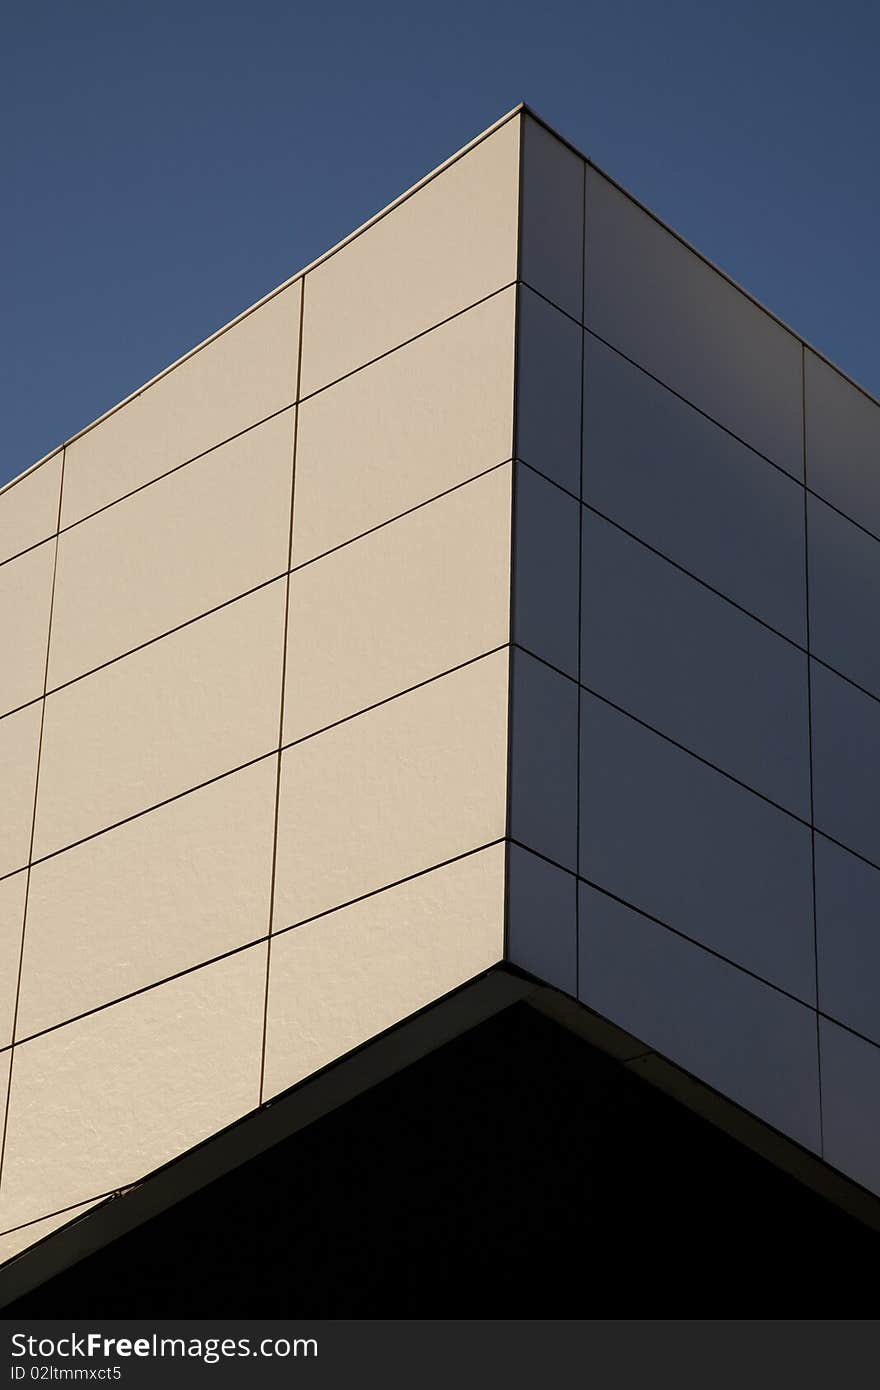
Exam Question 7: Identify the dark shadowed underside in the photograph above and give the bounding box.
[10,1001,877,1318]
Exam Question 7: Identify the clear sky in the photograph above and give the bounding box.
[3,0,879,487]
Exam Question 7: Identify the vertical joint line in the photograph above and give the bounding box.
[575,157,587,1000]
[802,341,823,1153]
[259,282,307,1106]
[504,112,527,961]
[0,447,67,1195]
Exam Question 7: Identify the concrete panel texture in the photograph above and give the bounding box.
[0,114,518,1246]
[1,106,879,1260]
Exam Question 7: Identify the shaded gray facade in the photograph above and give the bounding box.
[510,110,880,1199]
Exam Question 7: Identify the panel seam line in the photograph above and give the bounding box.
[0,446,67,1205]
[803,343,824,1153]
[259,276,306,1106]
[4,838,508,1056]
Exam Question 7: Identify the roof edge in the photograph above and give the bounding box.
[2,104,524,500]
[519,100,880,416]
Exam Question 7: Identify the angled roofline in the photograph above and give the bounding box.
[520,99,880,416]
[3,101,873,500]
[1,104,526,500]
[5,100,878,500]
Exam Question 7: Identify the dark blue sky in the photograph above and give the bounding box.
[3,0,879,487]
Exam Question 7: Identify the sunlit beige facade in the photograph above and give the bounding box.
[3,104,880,1293]
[0,112,520,1276]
